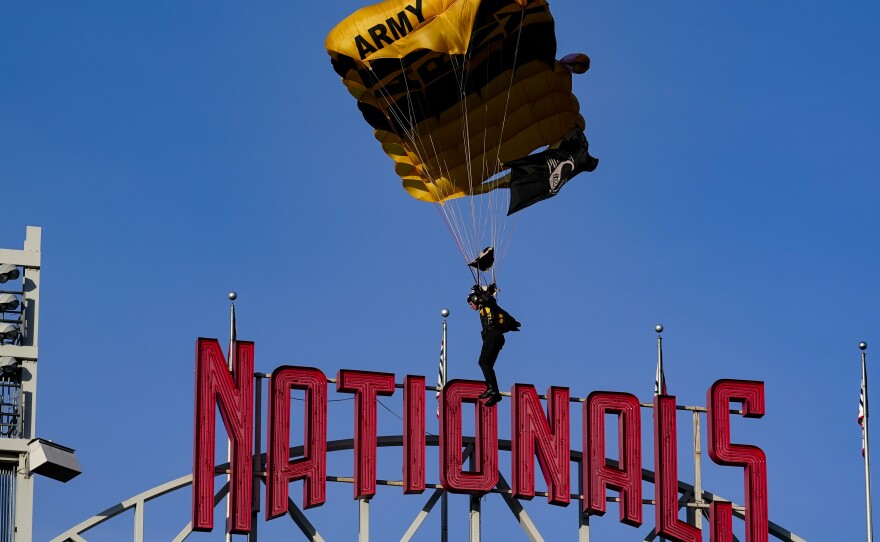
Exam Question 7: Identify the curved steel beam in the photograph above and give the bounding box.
[51,435,805,542]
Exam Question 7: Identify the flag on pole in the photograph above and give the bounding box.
[860,371,867,457]
[231,303,237,342]
[654,331,667,396]
[654,357,667,396]
[858,343,874,542]
[437,335,445,419]
[228,296,237,372]
[225,294,238,542]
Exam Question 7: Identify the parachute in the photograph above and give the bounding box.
[326,0,597,287]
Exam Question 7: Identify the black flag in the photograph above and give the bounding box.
[505,126,598,215]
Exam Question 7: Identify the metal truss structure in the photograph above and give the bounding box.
[0,227,41,542]
[52,392,806,542]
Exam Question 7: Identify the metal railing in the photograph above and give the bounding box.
[0,374,21,439]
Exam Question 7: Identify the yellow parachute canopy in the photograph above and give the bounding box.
[326,0,586,204]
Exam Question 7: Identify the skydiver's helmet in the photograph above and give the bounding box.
[467,292,482,306]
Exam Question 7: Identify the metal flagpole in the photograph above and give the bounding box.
[861,341,873,542]
[226,292,237,542]
[439,308,449,542]
[654,324,666,396]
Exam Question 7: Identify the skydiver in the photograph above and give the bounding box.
[467,285,520,407]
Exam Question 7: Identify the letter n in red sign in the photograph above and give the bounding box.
[584,392,642,526]
[511,385,571,505]
[707,379,768,542]
[266,366,327,518]
[193,339,254,533]
[440,380,498,492]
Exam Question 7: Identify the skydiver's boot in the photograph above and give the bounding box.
[479,386,496,399]
[485,391,503,407]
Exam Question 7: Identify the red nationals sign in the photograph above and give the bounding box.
[192,338,769,542]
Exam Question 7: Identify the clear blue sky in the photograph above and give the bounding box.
[2,1,879,540]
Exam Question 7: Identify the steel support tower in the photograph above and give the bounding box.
[0,226,42,542]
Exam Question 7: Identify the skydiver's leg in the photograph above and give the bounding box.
[482,332,505,406]
[478,331,505,394]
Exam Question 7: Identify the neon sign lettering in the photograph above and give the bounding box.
[192,338,769,542]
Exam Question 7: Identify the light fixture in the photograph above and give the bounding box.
[0,322,19,342]
[28,439,82,482]
[0,356,18,374]
[0,293,19,312]
[0,264,20,284]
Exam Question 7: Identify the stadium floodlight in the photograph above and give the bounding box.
[27,438,82,482]
[0,264,20,284]
[0,322,20,342]
[0,293,19,312]
[0,356,18,373]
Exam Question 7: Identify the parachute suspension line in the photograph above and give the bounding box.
[377,56,473,264]
[362,64,470,270]
[485,6,527,285]
[460,48,495,273]
[424,142,477,267]
[471,47,495,268]
[425,118,474,261]
[448,52,481,267]
[361,65,424,166]
[434,202,472,269]
[363,61,441,190]
[483,41,501,264]
[457,5,527,288]
[367,57,474,270]
[492,6,526,166]
[363,61,452,211]
[492,5,527,186]
[348,13,529,287]
[425,53,476,269]
[377,63,437,186]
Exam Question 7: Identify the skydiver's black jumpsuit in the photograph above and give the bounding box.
[476,297,518,392]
